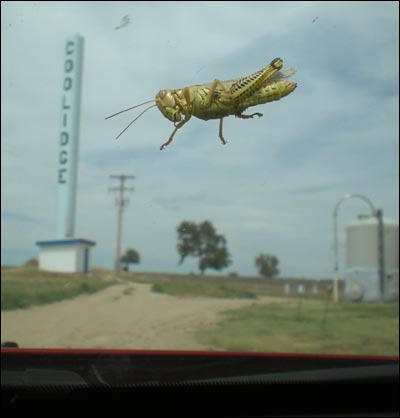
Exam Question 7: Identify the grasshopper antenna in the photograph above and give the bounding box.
[113,104,157,139]
[105,99,156,119]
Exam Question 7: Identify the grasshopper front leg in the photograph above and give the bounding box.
[159,87,193,150]
[160,113,192,150]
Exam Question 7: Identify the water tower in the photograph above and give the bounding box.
[35,34,96,273]
[344,215,399,302]
[333,194,399,303]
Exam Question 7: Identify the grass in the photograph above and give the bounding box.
[1,267,119,311]
[124,271,335,300]
[151,281,257,299]
[125,271,294,299]
[195,299,399,356]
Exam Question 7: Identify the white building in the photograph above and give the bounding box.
[36,239,96,273]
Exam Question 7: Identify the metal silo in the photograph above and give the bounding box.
[344,215,399,302]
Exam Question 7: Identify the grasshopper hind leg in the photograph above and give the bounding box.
[235,111,263,119]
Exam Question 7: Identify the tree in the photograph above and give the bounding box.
[120,248,140,272]
[177,220,231,275]
[255,254,280,278]
[23,258,38,268]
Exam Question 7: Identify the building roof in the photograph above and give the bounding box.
[35,238,96,247]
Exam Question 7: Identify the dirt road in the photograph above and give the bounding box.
[1,281,278,350]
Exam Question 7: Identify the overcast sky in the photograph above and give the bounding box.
[1,1,399,278]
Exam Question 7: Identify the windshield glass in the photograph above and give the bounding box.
[1,1,399,356]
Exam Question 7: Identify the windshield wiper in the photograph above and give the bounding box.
[1,369,88,387]
[169,364,399,386]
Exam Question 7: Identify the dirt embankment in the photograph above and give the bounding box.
[1,281,277,350]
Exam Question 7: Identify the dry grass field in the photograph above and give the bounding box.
[1,267,398,356]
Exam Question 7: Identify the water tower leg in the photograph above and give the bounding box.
[333,276,339,303]
[377,209,385,302]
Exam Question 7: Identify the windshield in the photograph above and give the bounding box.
[1,1,399,357]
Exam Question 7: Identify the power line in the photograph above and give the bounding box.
[109,174,135,273]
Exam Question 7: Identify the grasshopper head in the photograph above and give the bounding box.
[155,89,183,123]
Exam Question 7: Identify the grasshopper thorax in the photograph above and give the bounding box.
[155,89,183,123]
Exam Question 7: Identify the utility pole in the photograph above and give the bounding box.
[109,174,134,273]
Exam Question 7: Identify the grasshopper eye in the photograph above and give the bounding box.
[157,91,175,108]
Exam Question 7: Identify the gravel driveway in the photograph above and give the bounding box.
[1,281,278,350]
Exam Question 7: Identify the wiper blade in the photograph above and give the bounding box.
[1,369,88,387]
[174,364,399,386]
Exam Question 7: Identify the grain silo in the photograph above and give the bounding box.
[344,215,399,302]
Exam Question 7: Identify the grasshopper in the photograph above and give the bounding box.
[106,57,297,150]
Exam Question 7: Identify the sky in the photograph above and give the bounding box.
[1,1,399,279]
